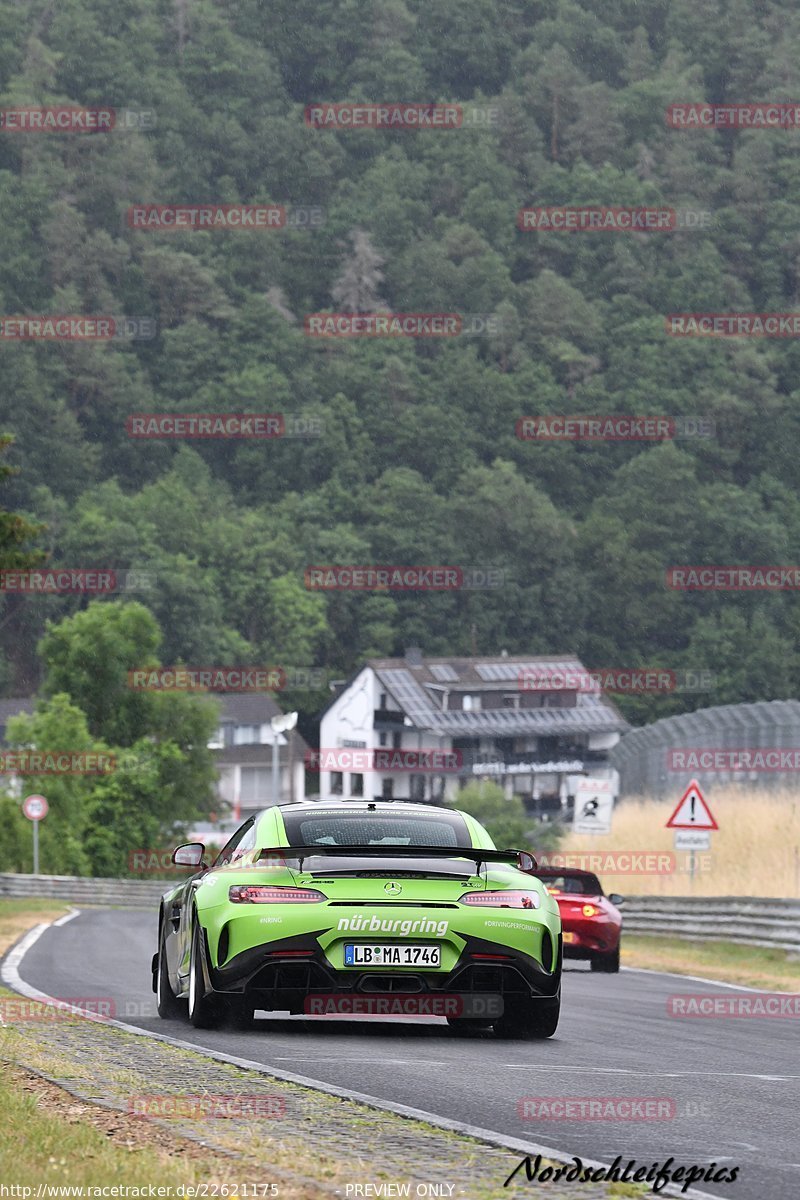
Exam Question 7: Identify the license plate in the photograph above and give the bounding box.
[344,943,441,967]
[563,932,577,944]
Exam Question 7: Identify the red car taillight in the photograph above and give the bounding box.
[581,903,601,917]
[228,886,325,903]
[460,890,540,909]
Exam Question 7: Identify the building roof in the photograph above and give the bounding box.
[326,655,628,737]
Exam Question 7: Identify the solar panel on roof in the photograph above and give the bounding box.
[474,660,585,682]
[430,664,459,682]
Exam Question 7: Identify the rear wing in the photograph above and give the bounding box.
[259,845,537,872]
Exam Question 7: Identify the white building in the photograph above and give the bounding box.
[316,651,627,816]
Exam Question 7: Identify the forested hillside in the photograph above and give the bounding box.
[3,0,800,726]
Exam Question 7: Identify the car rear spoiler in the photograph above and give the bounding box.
[259,845,537,873]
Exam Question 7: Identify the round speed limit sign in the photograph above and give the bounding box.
[23,794,49,821]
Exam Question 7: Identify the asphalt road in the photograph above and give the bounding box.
[12,907,800,1200]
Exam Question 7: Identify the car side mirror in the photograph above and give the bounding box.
[172,842,205,868]
[516,850,537,872]
[608,893,624,906]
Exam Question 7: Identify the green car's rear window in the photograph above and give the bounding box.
[281,809,471,848]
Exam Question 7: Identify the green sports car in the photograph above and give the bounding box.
[152,800,563,1039]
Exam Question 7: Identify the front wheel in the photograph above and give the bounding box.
[494,993,560,1040]
[188,919,222,1029]
[591,945,620,973]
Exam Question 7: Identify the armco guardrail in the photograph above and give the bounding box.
[620,895,800,953]
[0,876,798,949]
[0,872,171,906]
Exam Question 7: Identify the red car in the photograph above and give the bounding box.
[531,867,623,973]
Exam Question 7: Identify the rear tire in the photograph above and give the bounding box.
[591,946,620,973]
[188,920,222,1029]
[494,993,560,1040]
[156,922,184,1020]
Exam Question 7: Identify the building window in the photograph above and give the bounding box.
[462,694,481,711]
[379,692,387,709]
[351,773,364,797]
[235,724,262,746]
[410,775,425,801]
[392,731,402,749]
[240,767,272,806]
[331,771,344,795]
[502,694,519,709]
[382,778,394,800]
[379,732,388,747]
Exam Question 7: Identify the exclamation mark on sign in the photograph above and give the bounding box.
[690,794,696,822]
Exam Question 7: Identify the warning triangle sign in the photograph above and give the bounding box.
[666,779,718,830]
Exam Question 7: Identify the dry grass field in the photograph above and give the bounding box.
[557,787,800,897]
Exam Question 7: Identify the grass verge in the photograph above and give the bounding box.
[622,934,800,990]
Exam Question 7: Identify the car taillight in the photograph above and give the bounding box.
[228,886,325,903]
[460,890,540,909]
[582,903,601,917]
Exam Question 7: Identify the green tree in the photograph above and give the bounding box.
[450,781,534,849]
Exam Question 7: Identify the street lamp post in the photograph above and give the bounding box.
[271,711,298,805]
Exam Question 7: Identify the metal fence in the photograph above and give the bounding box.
[611,698,800,797]
[0,872,168,907]
[618,895,800,952]
[1,873,798,951]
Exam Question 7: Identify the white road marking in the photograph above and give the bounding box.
[53,908,80,927]
[496,1064,800,1080]
[621,965,786,993]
